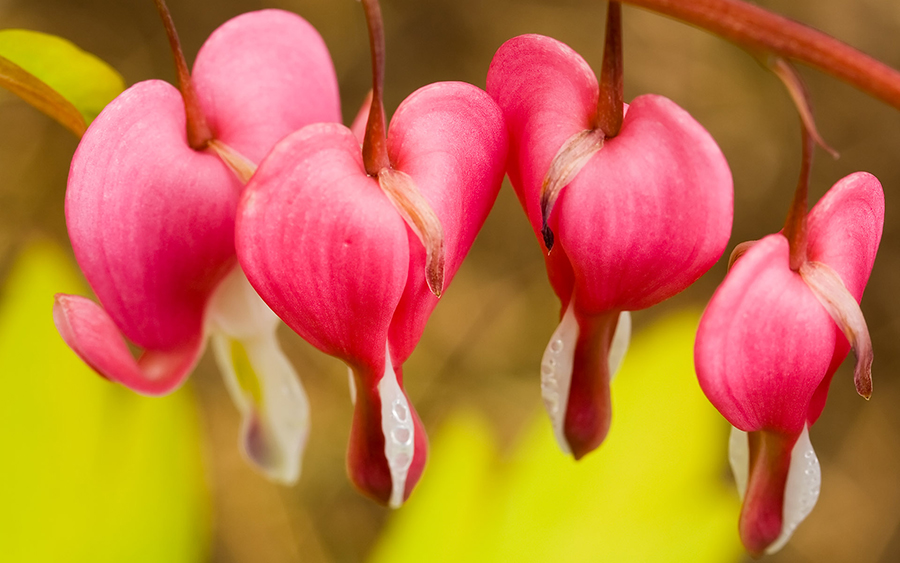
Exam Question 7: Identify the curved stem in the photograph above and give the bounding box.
[621,0,900,110]
[153,0,212,150]
[784,123,813,272]
[361,0,391,175]
[595,2,624,137]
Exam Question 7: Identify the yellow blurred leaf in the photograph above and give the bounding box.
[0,29,125,126]
[0,240,210,563]
[370,310,743,563]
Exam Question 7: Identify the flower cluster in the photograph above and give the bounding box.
[45,0,887,554]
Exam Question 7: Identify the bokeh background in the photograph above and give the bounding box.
[1,0,899,561]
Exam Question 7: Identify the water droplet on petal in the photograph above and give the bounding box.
[392,400,408,423]
[392,427,411,445]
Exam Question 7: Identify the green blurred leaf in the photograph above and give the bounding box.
[0,29,125,126]
[370,311,743,563]
[0,240,210,563]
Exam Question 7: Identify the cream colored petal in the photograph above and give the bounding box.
[207,268,310,484]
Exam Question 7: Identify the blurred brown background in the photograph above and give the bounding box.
[1,0,899,561]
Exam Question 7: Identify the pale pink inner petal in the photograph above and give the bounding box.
[800,260,874,399]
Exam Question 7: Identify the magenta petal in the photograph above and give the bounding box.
[66,80,239,352]
[385,82,508,361]
[802,172,883,421]
[54,294,201,395]
[193,9,341,164]
[486,34,598,239]
[806,171,884,300]
[696,235,837,433]
[237,122,410,369]
[557,94,733,313]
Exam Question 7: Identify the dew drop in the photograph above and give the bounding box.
[550,339,563,353]
[392,400,409,423]
[392,427,411,445]
[541,363,553,376]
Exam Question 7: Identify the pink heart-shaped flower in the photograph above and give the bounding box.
[237,81,508,506]
[55,9,340,483]
[487,33,733,458]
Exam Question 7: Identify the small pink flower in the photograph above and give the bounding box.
[487,33,733,459]
[695,172,884,555]
[235,81,508,505]
[53,9,341,483]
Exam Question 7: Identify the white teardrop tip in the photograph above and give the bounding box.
[379,343,415,508]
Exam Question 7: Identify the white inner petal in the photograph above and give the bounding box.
[767,425,820,554]
[729,426,750,501]
[348,366,358,406]
[608,311,631,383]
[378,342,415,508]
[728,425,821,554]
[541,305,630,454]
[206,267,310,485]
[541,300,579,455]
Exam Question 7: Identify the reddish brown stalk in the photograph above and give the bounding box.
[768,56,838,159]
[361,0,391,175]
[595,2,624,138]
[783,123,813,272]
[621,0,900,110]
[153,0,212,150]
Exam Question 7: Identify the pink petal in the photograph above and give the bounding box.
[53,294,202,395]
[193,9,341,164]
[806,171,884,301]
[236,122,410,369]
[695,234,838,433]
[384,82,508,362]
[804,172,883,422]
[66,80,240,352]
[486,34,598,245]
[557,94,733,313]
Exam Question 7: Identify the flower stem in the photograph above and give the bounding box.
[595,2,624,138]
[360,0,391,175]
[783,124,812,272]
[621,0,900,110]
[153,0,212,150]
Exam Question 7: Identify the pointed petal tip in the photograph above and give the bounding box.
[425,251,444,298]
[541,223,555,252]
[52,293,199,395]
[241,411,302,485]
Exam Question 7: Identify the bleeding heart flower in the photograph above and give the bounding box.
[486,18,733,460]
[235,0,508,506]
[52,7,341,483]
[695,171,884,556]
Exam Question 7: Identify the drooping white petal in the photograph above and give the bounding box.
[540,302,631,455]
[378,342,415,508]
[728,425,821,554]
[767,425,821,554]
[206,267,310,484]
